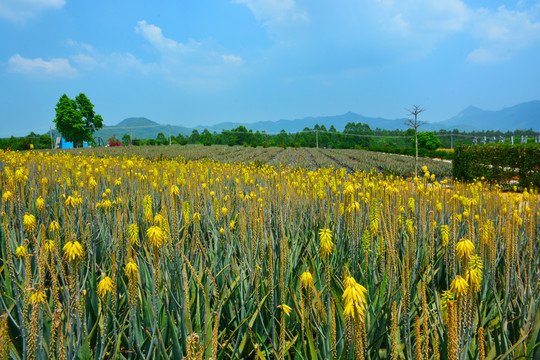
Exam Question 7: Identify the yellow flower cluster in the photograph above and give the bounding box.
[319,229,333,258]
[456,238,475,260]
[97,275,114,297]
[63,240,83,261]
[342,276,368,319]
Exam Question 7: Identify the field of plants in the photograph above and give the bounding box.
[50,144,453,178]
[0,148,538,359]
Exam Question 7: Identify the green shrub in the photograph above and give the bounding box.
[453,144,540,189]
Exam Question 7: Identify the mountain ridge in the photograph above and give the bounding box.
[95,100,540,140]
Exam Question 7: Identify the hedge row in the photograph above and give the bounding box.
[453,144,540,189]
[366,146,454,160]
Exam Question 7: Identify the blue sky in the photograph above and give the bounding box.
[1,0,539,137]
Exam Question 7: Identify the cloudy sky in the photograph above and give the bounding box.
[1,0,539,136]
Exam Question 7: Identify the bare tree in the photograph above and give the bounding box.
[405,105,426,178]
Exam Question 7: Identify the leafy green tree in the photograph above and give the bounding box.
[122,133,131,145]
[53,93,103,147]
[415,131,442,150]
[200,129,213,146]
[189,130,200,144]
[156,132,167,145]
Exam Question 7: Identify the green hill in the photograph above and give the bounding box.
[92,117,191,142]
[116,117,159,127]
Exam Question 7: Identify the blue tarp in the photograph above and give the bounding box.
[60,139,88,149]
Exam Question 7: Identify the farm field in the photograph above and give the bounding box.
[48,144,453,177]
[0,148,538,359]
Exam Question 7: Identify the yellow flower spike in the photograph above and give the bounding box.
[23,213,36,232]
[147,225,165,248]
[49,220,60,233]
[125,260,139,278]
[278,304,293,317]
[63,240,83,261]
[456,238,475,260]
[170,185,180,197]
[36,196,45,211]
[300,271,314,289]
[29,289,46,305]
[342,276,368,319]
[15,246,27,259]
[319,228,334,258]
[154,214,164,225]
[450,275,469,298]
[2,191,12,202]
[441,290,455,312]
[467,255,483,293]
[192,212,201,222]
[406,219,414,235]
[229,219,236,231]
[44,240,54,253]
[128,224,139,246]
[97,275,114,297]
[467,268,482,293]
[219,227,225,236]
[99,199,112,210]
[65,196,79,208]
[89,177,97,189]
[221,207,228,217]
[407,197,415,213]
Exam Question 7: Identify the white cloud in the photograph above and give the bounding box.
[467,5,540,63]
[135,20,192,53]
[8,54,78,77]
[222,54,243,65]
[133,20,244,88]
[237,0,540,65]
[65,38,94,52]
[466,47,502,63]
[0,0,65,21]
[69,53,97,70]
[106,52,158,75]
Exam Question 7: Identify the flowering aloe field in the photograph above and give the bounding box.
[0,149,539,359]
[51,144,453,177]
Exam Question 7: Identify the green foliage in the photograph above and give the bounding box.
[122,133,131,145]
[414,131,442,150]
[453,144,540,188]
[53,93,103,147]
[0,133,52,150]
[156,132,168,145]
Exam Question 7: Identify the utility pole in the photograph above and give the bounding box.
[316,130,319,148]
[405,105,426,178]
[169,125,171,145]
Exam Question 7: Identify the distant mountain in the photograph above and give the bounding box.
[196,112,411,134]
[197,101,540,134]
[86,101,540,141]
[438,100,540,131]
[116,117,159,127]
[93,117,191,142]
